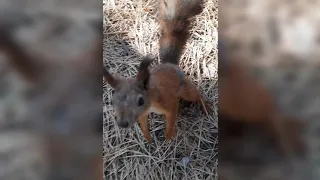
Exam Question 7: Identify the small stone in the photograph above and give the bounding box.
[182,157,190,168]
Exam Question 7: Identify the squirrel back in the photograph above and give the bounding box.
[158,0,204,65]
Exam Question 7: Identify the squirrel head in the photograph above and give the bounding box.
[104,57,153,128]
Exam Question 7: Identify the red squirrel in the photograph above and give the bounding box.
[104,0,211,142]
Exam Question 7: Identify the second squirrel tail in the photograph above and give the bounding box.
[158,0,204,65]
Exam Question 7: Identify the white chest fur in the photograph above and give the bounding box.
[148,106,163,115]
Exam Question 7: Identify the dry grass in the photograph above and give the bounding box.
[103,0,218,179]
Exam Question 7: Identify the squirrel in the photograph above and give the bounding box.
[218,38,306,156]
[104,0,209,143]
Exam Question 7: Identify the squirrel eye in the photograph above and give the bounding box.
[138,97,144,106]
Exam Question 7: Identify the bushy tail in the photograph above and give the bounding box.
[158,0,204,65]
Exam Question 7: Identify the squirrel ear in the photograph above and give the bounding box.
[103,68,119,88]
[136,57,153,90]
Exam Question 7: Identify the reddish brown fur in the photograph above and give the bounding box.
[158,0,204,65]
[147,63,211,139]
[218,39,306,156]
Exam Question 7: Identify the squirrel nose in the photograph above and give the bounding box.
[118,120,129,128]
